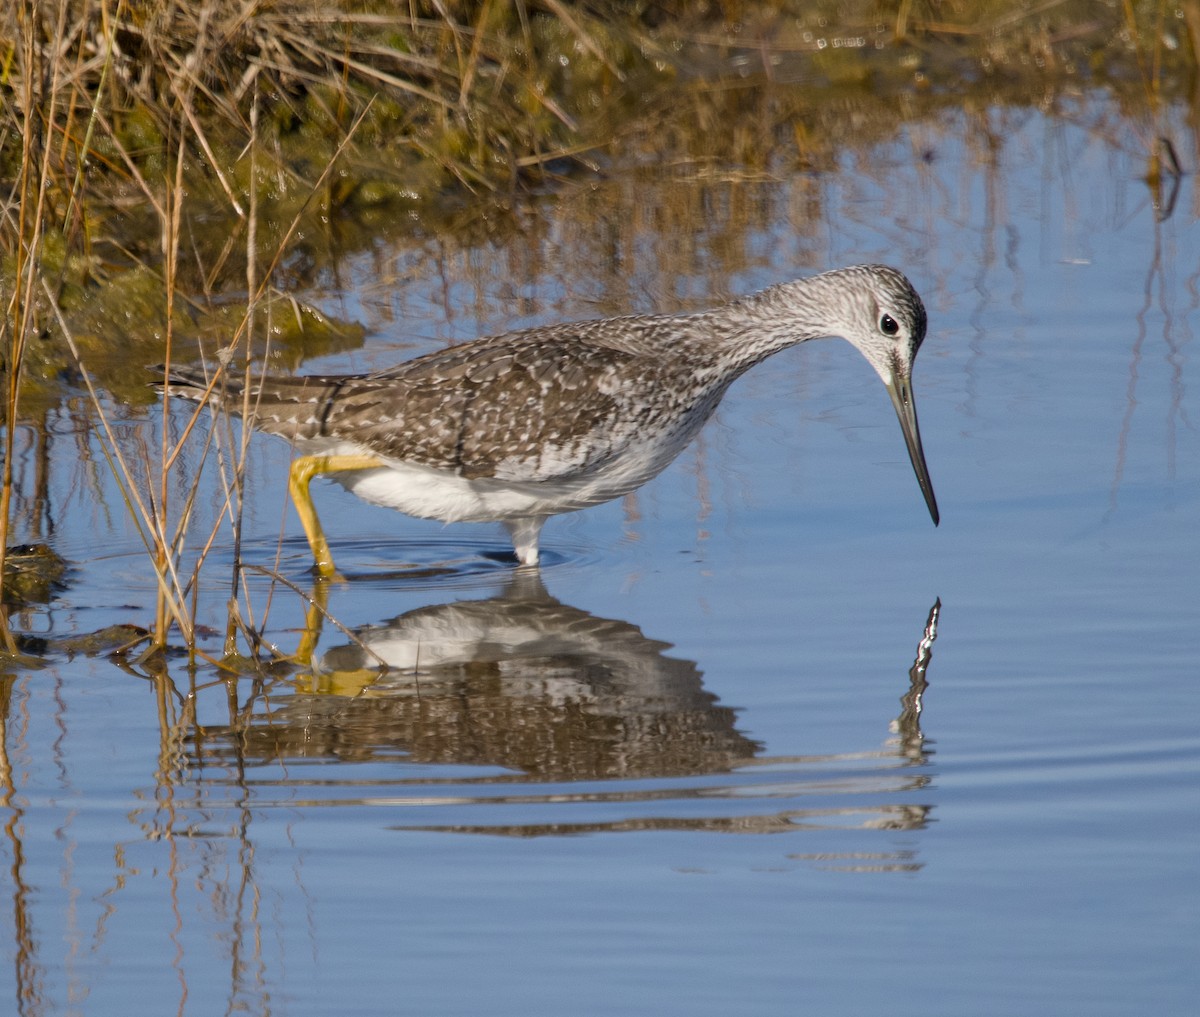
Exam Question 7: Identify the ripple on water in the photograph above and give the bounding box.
[282,534,602,594]
[69,531,599,599]
[168,751,937,846]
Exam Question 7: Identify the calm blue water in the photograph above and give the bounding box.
[2,100,1197,1015]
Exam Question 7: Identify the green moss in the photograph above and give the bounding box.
[2,543,69,607]
[115,105,165,158]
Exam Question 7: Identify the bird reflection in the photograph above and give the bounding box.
[187,582,941,849]
[890,596,939,762]
[192,570,759,780]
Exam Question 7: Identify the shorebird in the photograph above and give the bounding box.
[167,264,939,575]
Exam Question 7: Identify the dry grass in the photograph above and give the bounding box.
[0,0,390,654]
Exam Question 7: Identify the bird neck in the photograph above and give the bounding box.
[690,278,832,378]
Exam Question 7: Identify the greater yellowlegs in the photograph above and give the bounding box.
[167,264,939,574]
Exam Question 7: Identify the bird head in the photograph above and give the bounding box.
[831,265,940,527]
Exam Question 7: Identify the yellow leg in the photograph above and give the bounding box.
[292,577,331,667]
[288,454,384,577]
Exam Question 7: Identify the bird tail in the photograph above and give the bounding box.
[159,364,346,440]
[160,364,244,409]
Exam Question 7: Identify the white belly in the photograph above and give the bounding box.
[306,438,685,525]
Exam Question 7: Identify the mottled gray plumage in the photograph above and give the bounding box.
[167,264,939,568]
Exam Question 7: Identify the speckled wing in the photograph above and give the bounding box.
[318,331,659,483]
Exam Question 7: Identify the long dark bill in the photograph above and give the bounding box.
[886,368,940,527]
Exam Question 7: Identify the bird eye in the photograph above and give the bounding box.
[880,314,899,336]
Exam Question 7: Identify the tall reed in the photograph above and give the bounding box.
[0,1,379,656]
[1,2,70,651]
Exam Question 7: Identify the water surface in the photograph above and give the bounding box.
[2,98,1197,1016]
